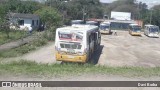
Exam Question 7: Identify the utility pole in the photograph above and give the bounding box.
[150,9,153,24]
[82,7,86,23]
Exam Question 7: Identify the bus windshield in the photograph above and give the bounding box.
[86,22,98,26]
[133,26,141,32]
[100,25,110,30]
[71,20,83,25]
[58,31,83,42]
[149,27,159,33]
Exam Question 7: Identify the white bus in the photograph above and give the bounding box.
[86,21,98,26]
[129,24,141,36]
[144,25,159,38]
[99,21,111,34]
[71,20,84,25]
[55,25,101,63]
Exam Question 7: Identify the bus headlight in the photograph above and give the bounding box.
[77,52,83,55]
[55,46,61,53]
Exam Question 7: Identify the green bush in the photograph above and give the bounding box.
[0,30,28,45]
[42,26,56,41]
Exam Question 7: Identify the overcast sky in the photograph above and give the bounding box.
[100,0,160,8]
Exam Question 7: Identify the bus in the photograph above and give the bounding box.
[86,21,99,26]
[129,24,141,36]
[144,25,159,38]
[55,25,101,63]
[99,21,111,34]
[71,20,84,25]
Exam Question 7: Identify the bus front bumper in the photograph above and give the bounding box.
[100,30,110,34]
[56,53,88,63]
[131,32,141,36]
[148,34,159,38]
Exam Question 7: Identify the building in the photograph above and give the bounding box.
[9,13,40,31]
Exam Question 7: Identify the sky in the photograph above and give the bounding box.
[100,0,160,8]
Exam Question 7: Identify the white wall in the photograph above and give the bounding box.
[10,17,40,31]
[111,11,131,21]
[19,18,32,30]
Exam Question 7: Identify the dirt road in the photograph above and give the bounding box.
[20,42,56,64]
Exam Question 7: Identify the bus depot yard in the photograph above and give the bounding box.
[1,30,159,68]
[99,31,160,67]
[1,29,160,89]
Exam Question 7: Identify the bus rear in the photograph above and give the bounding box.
[55,28,87,63]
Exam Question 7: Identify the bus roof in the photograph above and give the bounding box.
[101,21,110,24]
[57,25,98,32]
[86,21,98,23]
[71,20,83,22]
[129,23,138,26]
[145,24,154,27]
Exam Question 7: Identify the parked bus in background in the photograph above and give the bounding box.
[55,25,101,63]
[71,20,84,25]
[99,21,111,34]
[86,21,99,26]
[144,25,159,38]
[129,24,141,36]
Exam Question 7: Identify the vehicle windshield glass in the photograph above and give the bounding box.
[100,25,109,30]
[86,22,98,26]
[58,31,83,41]
[133,26,141,32]
[60,43,82,49]
[149,27,159,33]
[71,21,83,25]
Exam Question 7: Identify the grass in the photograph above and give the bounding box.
[0,30,28,45]
[0,38,48,58]
[0,60,160,77]
[0,30,55,58]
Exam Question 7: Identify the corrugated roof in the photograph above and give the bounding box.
[9,13,39,19]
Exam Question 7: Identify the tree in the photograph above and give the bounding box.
[0,3,11,39]
[150,5,160,27]
[45,0,104,21]
[34,7,62,29]
[5,0,43,14]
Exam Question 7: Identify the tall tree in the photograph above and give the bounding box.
[45,0,104,20]
[5,0,43,14]
[34,7,61,29]
[150,5,160,26]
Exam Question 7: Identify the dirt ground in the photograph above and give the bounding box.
[15,31,160,67]
[1,31,160,90]
[99,31,160,67]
